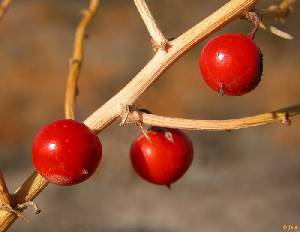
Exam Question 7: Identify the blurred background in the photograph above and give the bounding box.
[0,0,299,231]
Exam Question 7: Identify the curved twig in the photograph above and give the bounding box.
[65,0,100,119]
[0,1,100,231]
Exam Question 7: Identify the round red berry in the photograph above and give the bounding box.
[199,33,263,96]
[130,127,193,187]
[32,119,102,186]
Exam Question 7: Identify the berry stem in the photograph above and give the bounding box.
[123,103,300,131]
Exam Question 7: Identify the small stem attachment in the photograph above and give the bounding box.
[133,0,169,51]
[242,11,260,39]
[65,0,100,119]
[0,0,12,21]
[124,103,300,131]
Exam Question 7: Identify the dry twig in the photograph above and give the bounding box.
[133,0,169,51]
[1,0,299,231]
[257,0,295,39]
[0,1,100,231]
[123,103,300,131]
[0,0,12,21]
[65,0,100,119]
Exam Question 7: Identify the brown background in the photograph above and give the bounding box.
[0,0,299,231]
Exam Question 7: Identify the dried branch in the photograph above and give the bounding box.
[0,0,13,227]
[0,0,12,21]
[133,0,168,51]
[65,0,100,119]
[258,0,295,19]
[0,172,11,207]
[257,0,295,39]
[84,0,258,132]
[124,103,300,131]
[0,1,100,231]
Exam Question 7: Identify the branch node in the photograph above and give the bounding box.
[281,113,291,126]
[0,203,30,223]
[16,201,41,215]
[69,58,81,66]
[151,38,170,52]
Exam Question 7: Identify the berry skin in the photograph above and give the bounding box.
[199,33,263,96]
[32,119,102,186]
[130,127,193,187]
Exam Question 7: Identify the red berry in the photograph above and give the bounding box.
[199,33,263,96]
[130,127,193,187]
[32,119,102,186]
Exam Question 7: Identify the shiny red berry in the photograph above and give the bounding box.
[199,33,263,96]
[130,127,193,187]
[32,119,102,186]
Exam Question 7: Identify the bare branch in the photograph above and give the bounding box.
[0,1,100,231]
[124,104,300,131]
[0,0,12,21]
[0,172,11,206]
[84,0,258,133]
[0,172,48,231]
[133,0,168,51]
[65,0,100,119]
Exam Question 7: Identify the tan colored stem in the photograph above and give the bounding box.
[133,0,168,51]
[65,0,100,119]
[0,172,11,206]
[257,0,295,19]
[0,0,12,21]
[0,173,48,231]
[84,0,258,132]
[0,1,100,231]
[124,104,300,131]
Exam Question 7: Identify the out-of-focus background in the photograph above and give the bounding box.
[0,0,299,231]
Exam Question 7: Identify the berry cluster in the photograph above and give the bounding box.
[32,32,263,187]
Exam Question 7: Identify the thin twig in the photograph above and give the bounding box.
[257,0,295,19]
[84,0,258,132]
[65,0,100,119]
[0,172,10,207]
[123,103,300,131]
[0,1,100,231]
[0,0,12,21]
[256,0,295,39]
[133,0,169,51]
